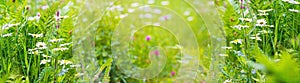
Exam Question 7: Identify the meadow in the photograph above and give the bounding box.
[0,0,299,83]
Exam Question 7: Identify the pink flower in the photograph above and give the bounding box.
[151,50,160,56]
[146,35,151,41]
[171,71,176,76]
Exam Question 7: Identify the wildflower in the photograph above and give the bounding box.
[28,33,43,38]
[28,50,42,55]
[223,79,232,83]
[115,5,124,11]
[75,73,84,77]
[159,14,172,21]
[153,9,162,14]
[257,13,269,16]
[40,59,50,64]
[42,54,51,58]
[230,39,243,44]
[221,46,233,49]
[184,11,191,16]
[2,33,13,37]
[238,18,252,22]
[258,9,273,13]
[131,2,139,7]
[146,35,151,41]
[28,48,37,52]
[52,47,69,51]
[59,60,73,65]
[116,14,128,19]
[144,13,153,18]
[49,38,64,42]
[59,42,72,47]
[258,30,272,34]
[219,54,228,56]
[282,0,300,4]
[289,9,299,13]
[187,16,194,22]
[36,42,47,49]
[58,68,69,76]
[1,23,20,30]
[41,5,49,10]
[28,12,41,21]
[250,33,262,41]
[161,1,169,6]
[151,50,160,56]
[153,22,160,26]
[127,8,135,13]
[266,25,274,28]
[255,19,267,27]
[25,5,30,10]
[148,0,155,4]
[251,69,257,74]
[232,25,249,30]
[70,64,81,68]
[171,71,176,76]
[233,50,245,56]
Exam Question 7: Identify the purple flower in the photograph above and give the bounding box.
[240,6,245,9]
[171,71,176,76]
[152,50,160,56]
[56,11,60,17]
[146,35,151,41]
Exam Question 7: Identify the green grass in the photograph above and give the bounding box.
[0,0,299,83]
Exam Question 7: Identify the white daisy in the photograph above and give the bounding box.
[184,11,191,16]
[239,18,252,22]
[144,13,153,18]
[2,23,20,30]
[118,14,128,19]
[49,38,65,43]
[153,9,162,14]
[28,50,42,55]
[250,33,262,41]
[258,30,272,34]
[36,42,47,49]
[232,25,249,30]
[53,47,69,51]
[131,2,139,7]
[230,39,243,44]
[59,42,72,47]
[127,8,135,13]
[153,22,160,26]
[42,54,52,58]
[59,60,73,65]
[289,9,299,13]
[148,0,155,4]
[2,33,13,37]
[221,46,233,49]
[40,59,50,64]
[161,1,169,6]
[219,54,228,57]
[255,19,267,27]
[258,9,273,13]
[187,16,194,22]
[28,33,43,38]
[257,13,269,16]
[70,64,81,68]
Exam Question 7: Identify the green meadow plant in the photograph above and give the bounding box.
[0,0,299,83]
